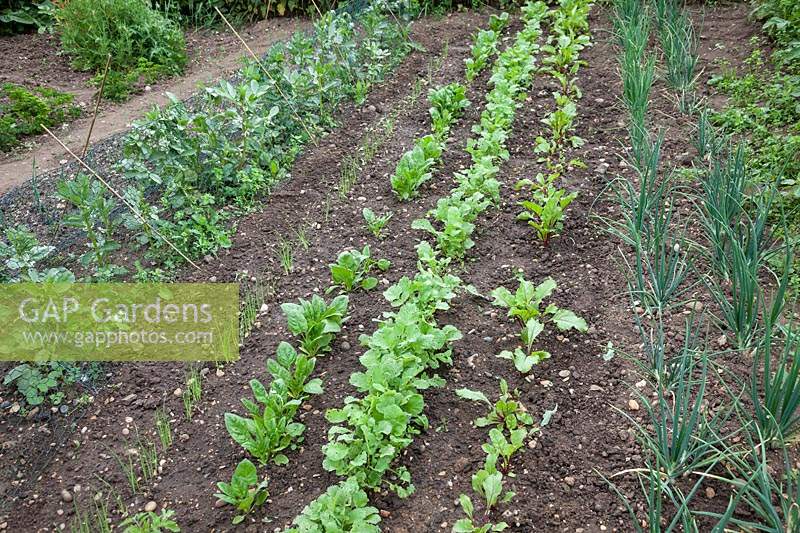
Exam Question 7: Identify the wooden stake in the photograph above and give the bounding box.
[82,54,112,157]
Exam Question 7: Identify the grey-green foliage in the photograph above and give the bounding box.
[116,3,412,261]
[0,225,74,282]
[284,477,381,533]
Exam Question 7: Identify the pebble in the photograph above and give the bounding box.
[564,476,575,486]
[705,487,716,499]
[173,388,183,397]
[59,405,68,414]
[214,499,226,508]
[686,301,703,312]
[635,380,646,388]
[540,380,553,387]
[589,384,603,392]
[122,394,137,404]
[144,501,157,512]
[216,368,225,377]
[380,510,391,518]
[60,489,73,503]
[341,341,351,350]
[628,399,640,411]
[558,370,571,378]
[717,334,727,347]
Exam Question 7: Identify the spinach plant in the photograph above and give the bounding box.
[516,184,577,245]
[266,341,323,400]
[428,82,470,138]
[224,379,304,466]
[281,294,349,357]
[362,207,393,238]
[466,29,499,82]
[328,245,390,293]
[391,135,443,200]
[214,459,269,525]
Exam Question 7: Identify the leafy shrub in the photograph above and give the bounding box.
[56,0,186,98]
[0,83,80,151]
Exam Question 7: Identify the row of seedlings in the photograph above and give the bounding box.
[492,0,593,378]
[218,295,350,524]
[278,5,553,531]
[390,10,512,202]
[450,2,592,530]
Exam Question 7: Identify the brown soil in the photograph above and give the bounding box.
[0,3,771,533]
[0,16,308,195]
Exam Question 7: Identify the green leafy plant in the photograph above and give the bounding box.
[496,318,552,372]
[428,82,470,138]
[0,225,73,282]
[266,341,323,400]
[0,83,80,150]
[491,276,586,371]
[58,173,122,276]
[214,459,269,525]
[534,93,584,158]
[328,245,390,293]
[411,193,489,261]
[489,11,509,32]
[456,379,534,432]
[515,183,577,245]
[285,477,381,533]
[362,207,393,238]
[491,275,587,330]
[453,493,508,533]
[482,427,526,473]
[471,454,515,515]
[280,294,349,357]
[224,379,304,466]
[0,0,56,35]
[3,363,67,407]
[465,29,499,82]
[119,509,180,533]
[391,135,443,200]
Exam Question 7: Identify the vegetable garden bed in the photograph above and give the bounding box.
[1,0,799,531]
